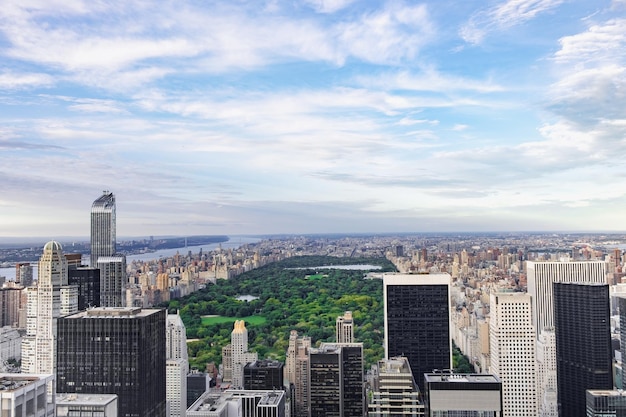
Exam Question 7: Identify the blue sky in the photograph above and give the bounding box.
[1,0,625,237]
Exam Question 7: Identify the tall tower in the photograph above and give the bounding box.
[231,320,257,389]
[97,256,126,307]
[383,273,452,392]
[166,312,189,417]
[90,191,116,268]
[526,259,607,414]
[554,282,612,417]
[21,241,77,397]
[490,292,537,417]
[285,330,312,417]
[336,311,354,343]
[56,307,166,417]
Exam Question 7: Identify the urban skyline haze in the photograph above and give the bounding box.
[1,0,625,237]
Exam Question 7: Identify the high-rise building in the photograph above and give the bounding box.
[186,370,211,408]
[56,393,118,417]
[383,273,452,392]
[0,284,23,328]
[14,263,33,287]
[67,266,100,310]
[489,292,537,417]
[285,330,311,417]
[554,282,612,417]
[21,241,77,398]
[586,390,626,416]
[308,342,364,417]
[526,259,607,414]
[336,311,354,344]
[0,374,55,416]
[243,359,284,391]
[56,307,166,417]
[90,191,116,268]
[424,373,503,416]
[230,320,257,389]
[166,312,188,417]
[97,256,126,307]
[368,357,422,417]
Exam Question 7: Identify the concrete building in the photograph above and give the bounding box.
[167,311,189,417]
[336,311,354,344]
[383,273,452,392]
[586,390,626,416]
[187,389,285,417]
[15,263,33,287]
[56,393,118,417]
[284,330,310,417]
[230,321,257,389]
[56,307,166,417]
[368,357,421,417]
[555,283,613,417]
[0,373,55,417]
[97,256,126,307]
[424,373,502,416]
[0,283,24,327]
[489,292,537,417]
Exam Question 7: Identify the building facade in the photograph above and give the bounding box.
[424,373,502,416]
[336,311,354,344]
[368,357,421,417]
[489,292,537,417]
[0,374,55,417]
[166,312,189,417]
[230,320,257,389]
[56,307,166,417]
[243,360,284,391]
[554,283,613,417]
[383,273,452,392]
[90,191,116,268]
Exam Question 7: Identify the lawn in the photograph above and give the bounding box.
[201,315,267,326]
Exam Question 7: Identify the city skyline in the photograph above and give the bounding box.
[1,1,625,237]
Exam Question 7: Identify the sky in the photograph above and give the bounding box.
[1,0,626,238]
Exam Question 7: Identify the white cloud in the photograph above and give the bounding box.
[0,72,54,89]
[461,0,565,44]
[303,0,357,13]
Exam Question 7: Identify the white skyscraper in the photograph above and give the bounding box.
[490,292,537,417]
[21,241,77,397]
[166,312,188,417]
[90,191,116,268]
[526,259,608,414]
[231,320,257,389]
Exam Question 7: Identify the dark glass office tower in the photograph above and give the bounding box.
[244,359,284,391]
[308,343,364,417]
[90,191,116,268]
[554,282,612,417]
[67,266,100,310]
[383,273,452,393]
[56,307,166,417]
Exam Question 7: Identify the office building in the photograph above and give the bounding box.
[0,373,55,417]
[526,259,607,415]
[67,267,100,310]
[56,393,118,417]
[167,312,189,417]
[383,273,452,392]
[285,330,311,417]
[97,256,126,307]
[187,389,285,417]
[424,373,502,416]
[243,359,284,391]
[90,191,116,268]
[368,357,421,417]
[336,311,354,344]
[230,320,257,389]
[308,342,364,417]
[0,284,24,327]
[187,370,211,408]
[489,292,537,417]
[554,283,612,417]
[586,390,626,416]
[56,307,166,417]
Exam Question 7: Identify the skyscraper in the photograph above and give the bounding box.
[554,282,612,417]
[21,241,77,397]
[383,273,452,392]
[97,256,126,307]
[336,311,354,344]
[90,191,116,268]
[368,357,421,417]
[308,342,364,417]
[230,320,257,389]
[243,359,284,391]
[166,312,189,417]
[490,292,537,417]
[285,330,311,417]
[56,307,166,417]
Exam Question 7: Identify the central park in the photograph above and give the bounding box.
[164,255,471,372]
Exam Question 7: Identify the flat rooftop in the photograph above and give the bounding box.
[424,373,501,384]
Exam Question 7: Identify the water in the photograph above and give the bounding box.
[0,236,262,280]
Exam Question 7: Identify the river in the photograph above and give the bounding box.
[0,235,262,281]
